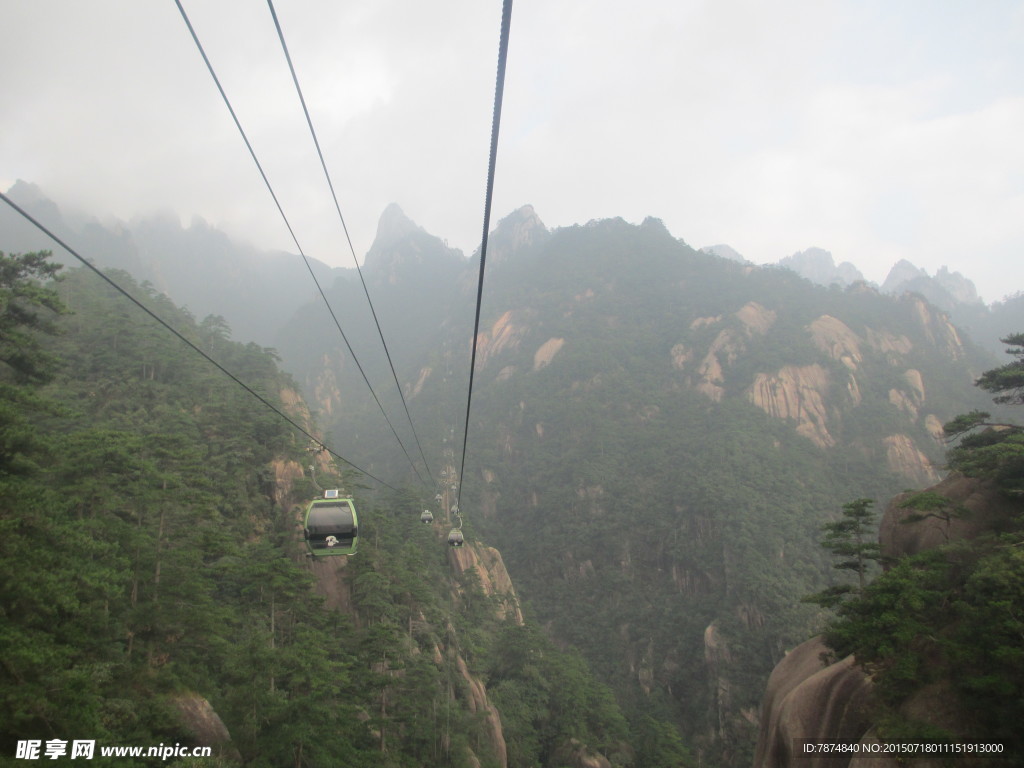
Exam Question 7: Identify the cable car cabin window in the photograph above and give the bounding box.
[305,500,358,555]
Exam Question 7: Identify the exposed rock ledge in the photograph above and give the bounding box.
[167,692,241,763]
[752,637,872,768]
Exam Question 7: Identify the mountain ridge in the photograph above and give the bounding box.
[5,179,1021,356]
[3,181,1019,765]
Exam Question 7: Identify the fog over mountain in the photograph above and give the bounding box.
[5,183,1024,765]
[721,241,1024,358]
[5,180,1021,356]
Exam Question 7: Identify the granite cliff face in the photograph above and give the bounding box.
[671,302,960,484]
[752,636,872,768]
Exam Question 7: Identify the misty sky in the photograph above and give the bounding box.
[2,0,1022,303]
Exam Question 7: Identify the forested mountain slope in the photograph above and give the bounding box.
[4,187,1014,766]
[755,337,1024,766]
[0,254,629,768]
[0,180,346,346]
[282,207,1004,765]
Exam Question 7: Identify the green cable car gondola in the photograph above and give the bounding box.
[304,490,358,556]
[420,509,434,524]
[447,528,464,547]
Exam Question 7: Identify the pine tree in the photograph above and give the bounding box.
[944,333,1024,495]
[806,498,882,608]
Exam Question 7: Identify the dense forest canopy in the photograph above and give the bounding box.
[0,252,631,768]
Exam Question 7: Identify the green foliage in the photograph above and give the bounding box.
[823,549,954,697]
[947,429,1024,495]
[820,499,882,592]
[897,490,971,543]
[484,624,629,768]
[818,335,1024,750]
[0,250,66,385]
[821,537,1024,750]
[943,334,1024,495]
[942,409,990,438]
[264,215,1005,765]
[2,261,634,768]
[0,251,67,480]
[947,544,1024,747]
[974,332,1024,404]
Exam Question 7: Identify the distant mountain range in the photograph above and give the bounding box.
[1,180,347,346]
[701,243,1024,356]
[4,179,1021,358]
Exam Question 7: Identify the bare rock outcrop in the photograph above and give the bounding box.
[308,554,354,614]
[752,637,873,768]
[270,458,305,508]
[456,654,508,768]
[808,315,862,370]
[534,337,565,370]
[552,739,614,768]
[736,302,777,336]
[167,692,241,763]
[905,296,964,360]
[489,204,548,264]
[747,365,835,447]
[449,541,524,625]
[881,434,940,487]
[478,310,530,368]
[695,329,744,401]
[879,472,1018,560]
[864,329,912,360]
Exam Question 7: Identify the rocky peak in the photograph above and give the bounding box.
[700,244,748,263]
[3,180,66,239]
[368,202,423,254]
[6,178,49,205]
[882,259,983,314]
[934,265,982,305]
[487,204,549,263]
[881,258,927,293]
[778,247,865,287]
[364,203,461,283]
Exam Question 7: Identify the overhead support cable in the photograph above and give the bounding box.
[173,0,427,487]
[457,0,514,512]
[265,0,436,487]
[0,190,400,493]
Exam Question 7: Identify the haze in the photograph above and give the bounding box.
[1,0,1022,302]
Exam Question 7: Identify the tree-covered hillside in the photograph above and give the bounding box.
[283,210,1004,766]
[0,253,629,768]
[751,336,1024,764]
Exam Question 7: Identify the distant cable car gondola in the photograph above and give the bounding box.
[420,509,434,524]
[304,490,358,557]
[447,528,464,547]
